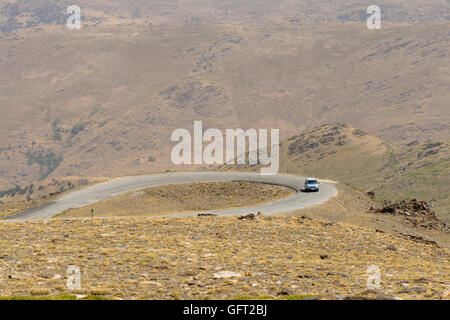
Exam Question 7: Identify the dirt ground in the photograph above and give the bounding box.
[58,182,294,218]
[0,215,448,300]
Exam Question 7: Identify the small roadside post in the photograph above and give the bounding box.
[91,208,94,220]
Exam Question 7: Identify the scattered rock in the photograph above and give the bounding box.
[441,288,450,300]
[238,214,255,220]
[321,222,334,227]
[371,199,448,231]
[366,191,376,199]
[213,271,243,279]
[372,199,433,217]
[341,295,376,300]
[198,213,217,217]
[343,294,401,300]
[278,288,292,296]
[326,272,348,278]
[398,286,428,294]
[309,295,339,300]
[8,272,32,280]
[320,254,329,260]
[402,234,440,247]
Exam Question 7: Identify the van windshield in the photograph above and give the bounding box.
[307,180,318,184]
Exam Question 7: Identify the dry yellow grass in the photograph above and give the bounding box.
[0,216,448,300]
[58,182,294,218]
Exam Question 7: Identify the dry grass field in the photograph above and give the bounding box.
[57,182,294,218]
[0,215,448,300]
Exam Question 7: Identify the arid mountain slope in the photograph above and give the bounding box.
[281,124,450,223]
[0,20,449,188]
[1,0,449,34]
[216,123,449,222]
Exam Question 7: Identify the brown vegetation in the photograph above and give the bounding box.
[58,182,294,218]
[0,215,448,300]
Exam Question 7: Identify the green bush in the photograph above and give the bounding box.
[25,149,63,180]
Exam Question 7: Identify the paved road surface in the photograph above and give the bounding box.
[5,172,337,221]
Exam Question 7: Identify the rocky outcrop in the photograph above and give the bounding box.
[371,199,448,232]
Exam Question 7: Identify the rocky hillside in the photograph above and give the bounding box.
[216,123,449,223]
[282,124,450,223]
[0,5,449,189]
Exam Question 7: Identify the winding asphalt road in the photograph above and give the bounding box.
[5,172,337,221]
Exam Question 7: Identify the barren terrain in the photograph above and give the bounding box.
[58,182,294,218]
[217,124,450,223]
[0,5,449,190]
[0,215,448,300]
[0,1,448,225]
[0,0,448,301]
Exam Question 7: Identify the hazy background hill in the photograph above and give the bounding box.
[1,0,450,33]
[0,0,448,220]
